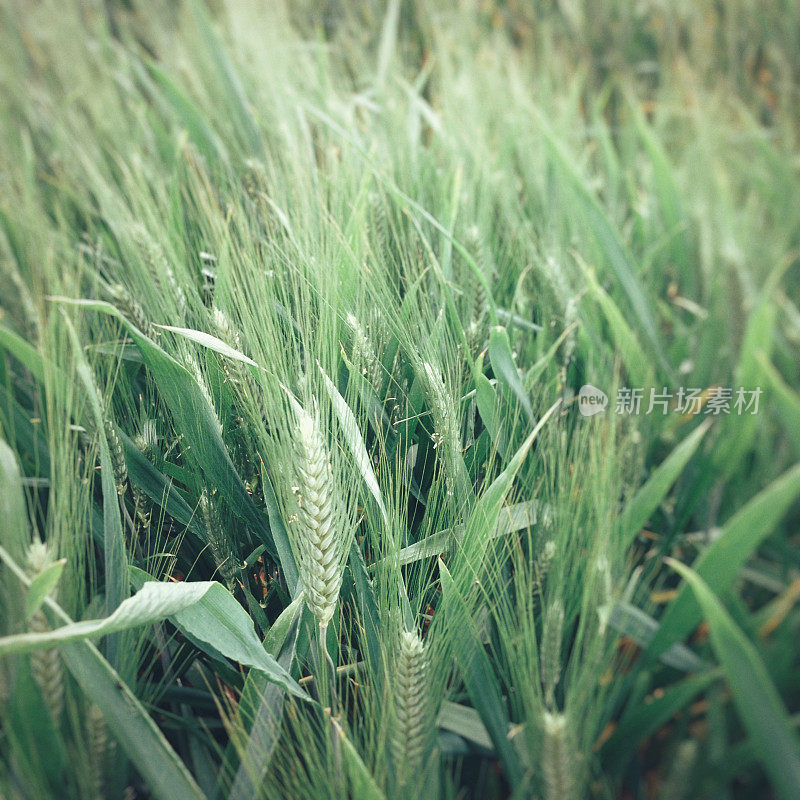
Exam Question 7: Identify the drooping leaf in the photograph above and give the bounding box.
[3,569,309,701]
[154,324,258,367]
[0,580,213,654]
[0,546,205,800]
[129,568,309,701]
[608,602,707,673]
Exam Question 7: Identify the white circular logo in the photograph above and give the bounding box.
[577,384,608,416]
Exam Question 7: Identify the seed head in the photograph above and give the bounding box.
[26,540,63,724]
[542,711,576,800]
[290,404,345,629]
[390,629,432,786]
[541,598,564,708]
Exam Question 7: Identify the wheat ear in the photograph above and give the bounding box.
[107,282,155,339]
[347,312,382,391]
[26,540,64,724]
[199,490,238,591]
[540,598,564,708]
[104,416,128,496]
[390,629,432,786]
[290,404,343,630]
[542,711,575,800]
[88,703,109,800]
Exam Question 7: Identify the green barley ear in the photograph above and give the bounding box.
[79,395,128,497]
[198,490,238,591]
[104,416,128,496]
[561,296,579,370]
[132,420,157,529]
[465,225,493,350]
[107,282,155,339]
[540,598,564,708]
[542,711,575,800]
[390,628,433,789]
[132,224,187,318]
[186,355,223,435]
[25,540,64,724]
[212,306,242,352]
[289,401,346,630]
[536,539,557,589]
[594,555,613,636]
[422,362,463,496]
[346,312,382,391]
[369,190,389,251]
[88,703,110,800]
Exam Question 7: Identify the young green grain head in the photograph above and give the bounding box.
[25,539,64,725]
[288,398,349,631]
[389,626,433,789]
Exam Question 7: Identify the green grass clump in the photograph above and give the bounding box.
[1,1,799,798]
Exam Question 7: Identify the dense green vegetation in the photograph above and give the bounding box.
[1,1,799,798]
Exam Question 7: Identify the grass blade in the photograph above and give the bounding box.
[319,362,388,527]
[488,326,534,425]
[0,439,30,562]
[24,558,66,622]
[602,670,721,772]
[532,109,671,376]
[154,325,258,367]
[666,559,800,800]
[330,715,386,800]
[648,462,800,660]
[616,420,710,547]
[438,559,524,787]
[454,401,559,578]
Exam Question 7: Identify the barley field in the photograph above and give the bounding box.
[1,2,799,799]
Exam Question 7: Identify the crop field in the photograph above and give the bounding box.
[1,1,799,798]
